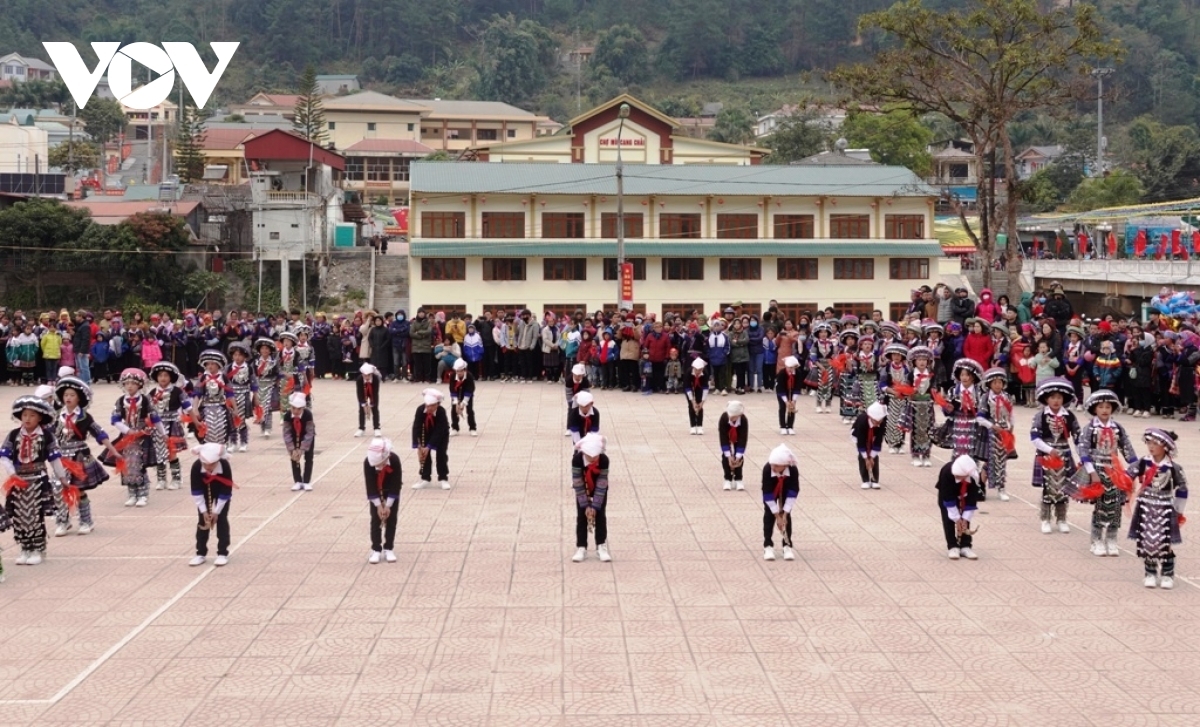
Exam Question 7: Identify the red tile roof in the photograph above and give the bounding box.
[64,200,200,225]
[198,129,261,151]
[343,139,434,154]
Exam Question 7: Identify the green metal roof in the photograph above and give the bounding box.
[410,240,943,257]
[410,162,937,198]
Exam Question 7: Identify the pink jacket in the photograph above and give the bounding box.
[975,288,1001,322]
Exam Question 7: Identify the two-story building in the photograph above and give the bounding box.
[322,91,426,151]
[0,53,57,83]
[228,93,301,121]
[413,99,542,152]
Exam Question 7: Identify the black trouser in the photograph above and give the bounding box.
[196,504,231,557]
[733,361,748,390]
[602,361,617,388]
[451,399,476,431]
[687,400,704,427]
[483,346,497,379]
[1129,387,1153,412]
[1147,555,1175,577]
[370,501,399,552]
[359,403,380,431]
[419,449,449,481]
[857,454,880,484]
[522,349,540,380]
[939,504,972,550]
[763,364,776,391]
[778,399,796,429]
[412,352,433,383]
[575,503,607,547]
[650,361,666,392]
[763,506,792,548]
[721,456,743,482]
[1067,370,1085,404]
[290,446,314,484]
[618,359,638,389]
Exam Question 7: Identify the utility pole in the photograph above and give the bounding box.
[67,100,75,173]
[615,102,630,311]
[1091,67,1114,177]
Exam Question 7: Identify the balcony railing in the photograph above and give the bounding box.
[266,190,318,203]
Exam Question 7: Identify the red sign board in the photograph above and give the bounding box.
[620,262,634,306]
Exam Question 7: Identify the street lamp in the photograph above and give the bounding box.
[616,102,630,312]
[1091,67,1114,176]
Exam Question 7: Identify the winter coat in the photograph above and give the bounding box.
[644,331,672,363]
[389,317,410,350]
[746,325,765,355]
[962,332,994,369]
[409,317,433,354]
[950,295,976,325]
[368,325,391,369]
[729,328,750,364]
[974,289,1001,322]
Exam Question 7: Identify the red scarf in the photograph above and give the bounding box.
[454,375,464,393]
[424,409,436,433]
[581,411,592,434]
[64,411,84,440]
[257,358,270,377]
[363,378,374,402]
[375,463,393,497]
[1097,424,1116,451]
[1141,461,1161,488]
[584,459,600,496]
[18,429,36,462]
[573,379,582,394]
[773,474,786,500]
[202,472,236,488]
[961,387,974,414]
[866,424,876,454]
[292,415,303,442]
[229,363,243,381]
[693,372,702,390]
[728,419,739,447]
[126,396,140,425]
[957,476,970,509]
[786,370,795,393]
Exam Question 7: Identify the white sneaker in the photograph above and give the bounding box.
[470,430,478,437]
[14,550,28,565]
[373,429,382,437]
[1041,521,1052,534]
[723,480,732,491]
[735,481,745,491]
[689,427,696,435]
[782,547,795,561]
[998,489,1010,502]
[262,431,269,438]
[368,551,381,564]
[124,495,137,507]
[135,497,148,507]
[912,459,922,467]
[960,548,977,560]
[780,428,787,435]
[450,430,459,437]
[291,482,304,491]
[77,523,93,535]
[1091,541,1106,556]
[696,428,703,435]
[763,547,775,561]
[155,481,165,490]
[1144,575,1158,588]
[383,549,397,563]
[870,482,880,490]
[168,481,180,490]
[597,544,612,562]
[412,480,430,490]
[787,428,795,435]
[922,458,932,468]
[238,445,248,453]
[1058,520,1070,533]
[214,555,228,567]
[189,554,206,566]
[572,547,587,563]
[564,429,572,436]
[1161,576,1175,590]
[25,551,42,565]
[354,429,364,437]
[1106,540,1119,557]
[54,523,71,537]
[439,480,450,490]
[947,548,960,559]
[302,482,312,491]
[862,482,871,489]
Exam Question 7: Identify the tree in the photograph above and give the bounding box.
[707,107,755,145]
[48,140,100,173]
[592,25,649,84]
[1120,116,1200,203]
[174,104,206,184]
[0,199,92,306]
[831,0,1115,300]
[763,110,829,164]
[474,15,558,105]
[840,108,933,176]
[293,65,327,144]
[78,98,126,146]
[1065,170,1144,212]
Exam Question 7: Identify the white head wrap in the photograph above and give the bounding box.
[423,388,443,405]
[453,359,467,371]
[768,444,796,466]
[867,402,887,421]
[783,356,800,369]
[575,391,594,407]
[57,366,75,378]
[572,363,586,376]
[359,362,376,376]
[691,358,707,371]
[726,400,744,417]
[577,432,605,458]
[951,455,978,478]
[34,385,54,400]
[288,392,307,409]
[366,437,392,467]
[195,442,225,464]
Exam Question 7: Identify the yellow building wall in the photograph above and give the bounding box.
[324,111,421,151]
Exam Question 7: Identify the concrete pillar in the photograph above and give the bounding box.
[281,253,290,309]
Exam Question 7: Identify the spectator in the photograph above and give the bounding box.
[950,287,976,325]
[974,288,1000,322]
[1043,282,1074,330]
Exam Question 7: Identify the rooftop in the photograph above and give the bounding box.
[343,138,435,155]
[323,91,428,112]
[198,128,262,151]
[411,161,936,198]
[64,199,200,224]
[406,98,538,119]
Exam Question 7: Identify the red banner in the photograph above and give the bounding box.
[620,262,634,305]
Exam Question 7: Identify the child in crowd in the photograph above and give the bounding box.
[665,348,682,394]
[762,328,778,391]
[282,392,315,492]
[1029,340,1059,386]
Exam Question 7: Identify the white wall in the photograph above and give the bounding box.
[0,122,48,173]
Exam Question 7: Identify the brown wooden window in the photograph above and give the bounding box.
[775,303,816,324]
[481,212,524,239]
[834,302,874,319]
[662,258,705,280]
[889,257,930,279]
[663,304,704,319]
[601,213,644,238]
[720,303,763,318]
[544,304,586,318]
[483,303,526,315]
[542,212,585,238]
[777,258,818,280]
[420,258,466,281]
[422,304,467,318]
[421,212,465,238]
[603,303,648,315]
[885,214,925,239]
[719,258,762,280]
[829,214,870,239]
[889,302,911,322]
[603,258,647,280]
[774,214,815,239]
[659,213,702,239]
[834,258,875,280]
[717,214,758,239]
[481,258,526,281]
[543,258,587,281]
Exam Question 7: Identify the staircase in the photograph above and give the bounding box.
[373,252,409,314]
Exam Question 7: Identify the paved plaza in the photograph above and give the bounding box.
[0,379,1198,726]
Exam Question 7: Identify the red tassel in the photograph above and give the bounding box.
[931,390,949,409]
[254,404,264,422]
[303,381,312,396]
[61,458,86,483]
[1179,514,1187,526]
[1108,465,1135,494]
[831,354,849,374]
[62,484,81,509]
[233,415,244,429]
[891,383,915,398]
[1075,483,1105,501]
[180,412,193,427]
[281,378,295,396]
[196,422,208,440]
[114,432,145,452]
[114,458,129,475]
[2,475,28,496]
[1042,453,1065,470]
[998,429,1016,454]
[167,436,188,459]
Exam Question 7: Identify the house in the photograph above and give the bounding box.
[64,198,205,236]
[227,93,303,122]
[408,95,952,320]
[755,104,852,139]
[468,94,769,165]
[123,98,177,139]
[0,53,57,83]
[0,116,48,174]
[413,98,543,152]
[315,75,359,95]
[342,138,435,204]
[197,128,266,184]
[1016,145,1064,180]
[793,149,877,165]
[322,91,427,151]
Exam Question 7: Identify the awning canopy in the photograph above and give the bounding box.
[202,165,229,180]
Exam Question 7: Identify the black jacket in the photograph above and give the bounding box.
[935,462,982,507]
[851,413,886,454]
[356,373,381,406]
[718,413,748,455]
[449,372,476,400]
[364,452,402,500]
[1044,297,1074,331]
[567,406,600,437]
[950,295,976,325]
[761,463,799,499]
[412,404,450,452]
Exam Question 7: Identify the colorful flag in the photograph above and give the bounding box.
[1158,234,1169,260]
[1134,229,1147,258]
[1107,231,1117,258]
[1172,229,1183,258]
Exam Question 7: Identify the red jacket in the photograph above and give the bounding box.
[643,331,672,363]
[962,333,995,369]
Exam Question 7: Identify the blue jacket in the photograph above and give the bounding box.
[747,324,765,355]
[706,332,730,366]
[389,317,410,350]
